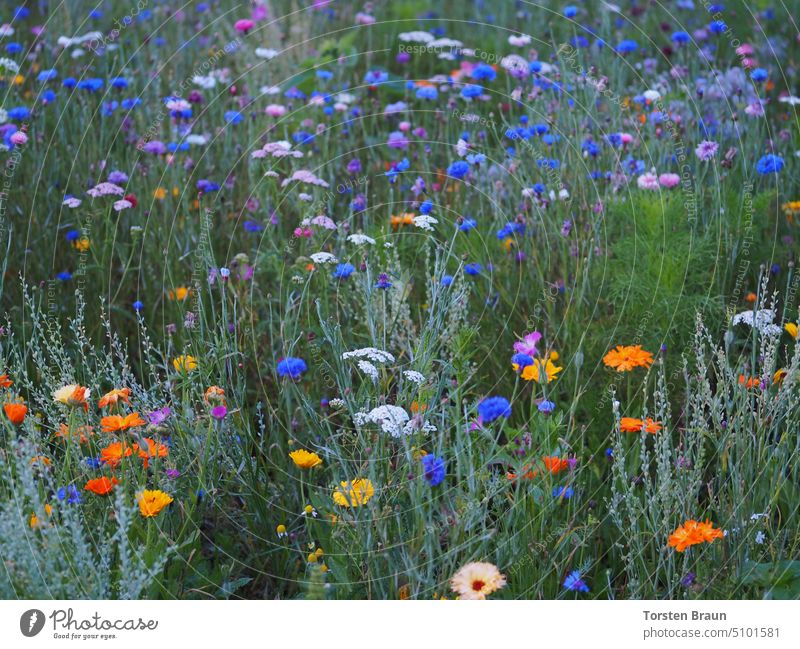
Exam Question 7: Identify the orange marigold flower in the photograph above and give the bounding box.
[619,417,662,434]
[100,412,146,433]
[137,438,169,468]
[542,456,570,474]
[4,401,28,425]
[52,384,90,410]
[738,375,760,389]
[603,345,654,372]
[506,464,538,481]
[30,503,53,529]
[668,519,724,552]
[137,489,173,517]
[100,441,135,468]
[203,385,226,406]
[97,388,131,408]
[168,286,190,301]
[56,423,94,443]
[84,476,119,495]
[0,374,12,388]
[745,292,757,303]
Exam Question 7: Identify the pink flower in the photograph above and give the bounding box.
[658,173,680,188]
[637,172,659,190]
[619,133,634,145]
[113,199,133,212]
[234,19,254,33]
[265,104,286,117]
[10,131,27,145]
[735,43,754,56]
[513,331,542,357]
[212,405,228,420]
[398,121,411,132]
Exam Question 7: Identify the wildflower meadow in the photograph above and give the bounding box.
[0,0,799,608]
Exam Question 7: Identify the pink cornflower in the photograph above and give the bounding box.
[513,331,542,357]
[695,140,719,161]
[659,173,680,188]
[637,172,659,190]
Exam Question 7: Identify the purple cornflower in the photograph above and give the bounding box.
[147,406,171,425]
[695,140,719,161]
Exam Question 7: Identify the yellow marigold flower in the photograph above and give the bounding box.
[137,490,174,517]
[173,355,197,372]
[72,237,90,252]
[307,553,318,563]
[515,357,563,383]
[289,449,323,469]
[30,503,53,529]
[602,345,654,372]
[450,562,506,600]
[785,322,798,339]
[332,478,375,507]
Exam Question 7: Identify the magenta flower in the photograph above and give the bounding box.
[234,19,255,33]
[212,405,228,420]
[513,331,542,357]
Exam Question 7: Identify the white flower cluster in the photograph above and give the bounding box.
[413,215,438,231]
[347,233,376,246]
[403,370,426,384]
[353,405,411,437]
[310,252,338,264]
[731,309,782,336]
[357,360,379,383]
[342,348,395,364]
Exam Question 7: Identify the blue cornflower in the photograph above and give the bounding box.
[243,220,264,232]
[77,78,104,92]
[196,179,220,192]
[7,106,29,120]
[459,218,477,232]
[464,263,482,276]
[448,160,470,179]
[364,70,388,85]
[57,271,72,281]
[538,400,556,414]
[65,229,80,242]
[671,31,690,44]
[110,76,129,89]
[605,447,614,459]
[416,86,438,100]
[616,40,638,54]
[563,570,590,592]
[62,77,77,89]
[85,457,102,469]
[470,63,496,81]
[333,263,355,279]
[756,154,784,175]
[419,199,433,215]
[41,89,56,103]
[553,485,574,499]
[6,42,23,54]
[564,5,577,18]
[460,84,483,99]
[224,110,244,124]
[750,68,768,82]
[277,357,307,379]
[477,396,511,423]
[37,69,57,82]
[57,485,82,505]
[374,273,392,289]
[316,69,333,80]
[441,275,453,287]
[133,300,144,312]
[512,353,533,368]
[709,20,726,34]
[421,454,446,486]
